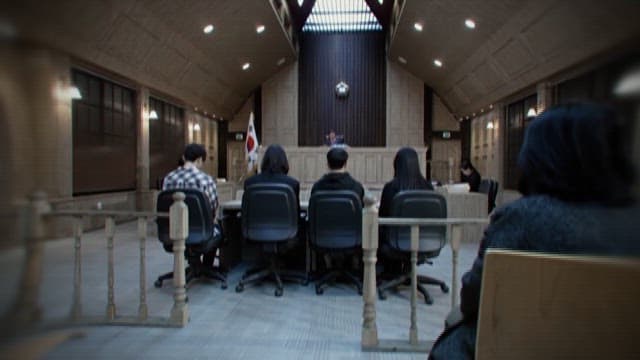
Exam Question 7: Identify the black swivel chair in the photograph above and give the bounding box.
[308,191,363,295]
[479,179,499,213]
[155,189,227,289]
[378,190,449,305]
[235,183,307,297]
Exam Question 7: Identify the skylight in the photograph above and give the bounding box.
[302,0,382,32]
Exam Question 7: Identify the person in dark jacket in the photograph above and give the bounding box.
[428,103,640,360]
[378,147,434,274]
[244,144,300,204]
[311,147,365,202]
[460,159,481,192]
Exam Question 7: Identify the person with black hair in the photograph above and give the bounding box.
[460,159,481,192]
[311,148,364,202]
[244,144,300,203]
[428,103,640,360]
[378,147,434,275]
[379,147,434,218]
[162,143,220,268]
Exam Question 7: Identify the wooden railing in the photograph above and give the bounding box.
[360,195,489,352]
[3,191,190,335]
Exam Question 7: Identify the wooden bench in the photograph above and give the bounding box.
[476,249,640,359]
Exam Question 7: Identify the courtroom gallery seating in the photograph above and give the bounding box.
[378,190,449,304]
[155,189,227,289]
[235,183,308,297]
[308,190,363,295]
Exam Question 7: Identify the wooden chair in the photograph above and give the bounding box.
[476,249,640,360]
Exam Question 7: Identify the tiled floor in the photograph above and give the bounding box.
[0,221,480,359]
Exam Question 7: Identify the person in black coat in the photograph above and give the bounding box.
[244,144,300,205]
[311,147,364,202]
[460,159,481,192]
[428,103,640,360]
[378,147,434,274]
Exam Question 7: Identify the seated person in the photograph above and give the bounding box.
[428,103,640,360]
[325,129,345,147]
[311,147,364,202]
[162,143,220,269]
[379,147,434,274]
[244,144,302,267]
[460,159,481,192]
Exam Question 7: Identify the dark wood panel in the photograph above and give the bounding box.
[72,69,137,195]
[298,31,386,146]
[218,120,228,179]
[149,97,185,189]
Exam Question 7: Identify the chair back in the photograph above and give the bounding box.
[308,191,362,250]
[476,249,640,360]
[479,179,499,213]
[478,179,491,194]
[387,190,447,254]
[241,183,298,243]
[156,189,214,247]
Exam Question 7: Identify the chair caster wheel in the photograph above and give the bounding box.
[425,298,434,305]
[154,280,162,288]
[441,284,450,293]
[235,284,244,293]
[275,288,283,297]
[221,282,228,290]
[315,286,324,295]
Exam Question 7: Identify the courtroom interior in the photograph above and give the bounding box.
[1,0,639,359]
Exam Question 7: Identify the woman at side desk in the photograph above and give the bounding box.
[428,103,640,360]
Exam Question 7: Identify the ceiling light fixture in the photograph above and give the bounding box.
[256,25,265,34]
[69,86,82,100]
[486,121,494,129]
[203,24,214,34]
[413,22,423,32]
[433,59,443,67]
[489,104,493,109]
[398,56,407,64]
[149,110,159,120]
[527,107,538,117]
[242,63,251,71]
[193,123,201,132]
[298,0,304,6]
[465,19,476,29]
[378,0,384,3]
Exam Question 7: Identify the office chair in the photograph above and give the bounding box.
[235,183,307,297]
[308,191,363,295]
[155,189,227,289]
[479,179,499,213]
[378,190,449,305]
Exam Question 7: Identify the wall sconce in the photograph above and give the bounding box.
[335,81,349,98]
[193,123,201,132]
[486,121,494,129]
[526,107,537,118]
[149,110,159,120]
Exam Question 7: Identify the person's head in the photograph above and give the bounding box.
[517,102,635,204]
[460,159,475,176]
[183,143,207,168]
[393,147,426,190]
[327,148,348,171]
[260,144,290,175]
[328,129,337,143]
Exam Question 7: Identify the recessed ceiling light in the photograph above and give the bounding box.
[465,19,476,29]
[242,63,251,71]
[398,56,407,64]
[298,0,304,6]
[413,22,423,32]
[433,59,443,67]
[256,25,265,34]
[203,24,214,34]
[277,57,286,66]
[378,0,384,4]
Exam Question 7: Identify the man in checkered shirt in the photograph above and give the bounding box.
[162,143,221,268]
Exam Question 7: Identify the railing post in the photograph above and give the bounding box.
[9,191,50,330]
[361,194,379,348]
[169,192,189,326]
[137,217,148,320]
[450,224,463,308]
[70,216,83,321]
[105,216,116,320]
[409,225,419,345]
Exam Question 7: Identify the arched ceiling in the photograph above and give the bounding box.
[3,0,640,119]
